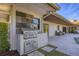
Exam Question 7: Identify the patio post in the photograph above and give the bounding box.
[9,5,17,50]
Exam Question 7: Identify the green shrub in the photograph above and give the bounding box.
[0,22,9,52]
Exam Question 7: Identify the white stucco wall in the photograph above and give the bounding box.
[10,5,45,50]
[13,5,43,32]
[43,21,67,37]
[76,26,79,30]
[38,33,48,48]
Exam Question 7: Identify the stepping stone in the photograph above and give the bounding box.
[41,46,55,52]
[27,51,44,56]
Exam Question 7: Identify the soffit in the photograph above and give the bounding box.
[44,14,73,26]
[14,3,56,16]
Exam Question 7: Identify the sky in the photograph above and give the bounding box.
[57,3,79,20]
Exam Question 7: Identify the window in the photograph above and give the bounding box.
[31,18,40,30]
[43,23,49,33]
[57,25,60,30]
[74,27,76,30]
[16,11,40,34]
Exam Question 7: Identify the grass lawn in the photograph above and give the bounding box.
[38,48,69,56]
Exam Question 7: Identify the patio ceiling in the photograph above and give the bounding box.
[0,4,10,14]
[0,4,10,22]
[44,14,74,26]
[13,3,58,16]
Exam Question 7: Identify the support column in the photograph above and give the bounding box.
[9,5,16,50]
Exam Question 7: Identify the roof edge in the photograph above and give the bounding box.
[47,3,60,11]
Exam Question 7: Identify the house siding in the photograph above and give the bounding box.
[10,4,53,50]
[43,21,67,37]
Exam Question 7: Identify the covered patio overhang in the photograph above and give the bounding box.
[12,3,60,17]
[43,13,74,26]
[72,24,79,27]
[69,21,79,27]
[0,4,10,22]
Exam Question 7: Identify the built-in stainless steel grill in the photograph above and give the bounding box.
[24,40,37,54]
[23,31,38,54]
[23,31,37,39]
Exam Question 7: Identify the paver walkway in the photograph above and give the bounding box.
[49,34,79,56]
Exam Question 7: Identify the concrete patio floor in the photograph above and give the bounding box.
[49,33,79,56]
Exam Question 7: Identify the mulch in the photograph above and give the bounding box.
[0,50,20,56]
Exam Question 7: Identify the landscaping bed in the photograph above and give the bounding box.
[0,50,19,56]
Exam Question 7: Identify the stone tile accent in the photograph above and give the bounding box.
[41,46,55,52]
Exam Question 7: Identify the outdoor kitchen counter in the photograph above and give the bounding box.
[16,32,48,55]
